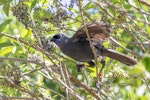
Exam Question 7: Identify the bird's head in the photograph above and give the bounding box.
[50,34,69,46]
[51,34,62,45]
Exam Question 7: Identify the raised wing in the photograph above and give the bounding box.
[71,21,110,43]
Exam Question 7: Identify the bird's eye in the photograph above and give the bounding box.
[53,34,60,39]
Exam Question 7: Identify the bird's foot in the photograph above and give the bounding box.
[98,73,102,77]
[87,61,95,68]
[76,64,85,72]
[95,58,106,78]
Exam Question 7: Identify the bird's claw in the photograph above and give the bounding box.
[76,64,85,72]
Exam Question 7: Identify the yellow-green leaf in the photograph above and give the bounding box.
[0,19,12,32]
[143,54,150,72]
[3,3,10,16]
[0,46,14,56]
[21,28,32,39]
[129,67,144,78]
[30,0,39,11]
[21,28,28,38]
[23,1,31,8]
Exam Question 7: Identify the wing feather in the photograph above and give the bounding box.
[71,21,110,42]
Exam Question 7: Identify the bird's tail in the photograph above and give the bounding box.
[102,49,137,66]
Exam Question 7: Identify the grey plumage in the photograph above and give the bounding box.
[51,34,94,62]
[50,21,137,66]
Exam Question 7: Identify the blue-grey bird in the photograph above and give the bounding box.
[50,21,137,72]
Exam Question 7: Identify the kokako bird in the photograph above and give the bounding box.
[50,21,137,72]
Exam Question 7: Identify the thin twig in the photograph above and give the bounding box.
[0,95,34,100]
[60,63,70,100]
[81,69,89,85]
[139,0,150,7]
[5,77,39,100]
[127,0,150,16]
[29,81,66,99]
[91,0,114,19]
[70,74,102,99]
[143,77,150,92]
[29,13,43,47]
[41,67,84,100]
[120,24,146,53]
[78,0,99,85]
[0,57,44,66]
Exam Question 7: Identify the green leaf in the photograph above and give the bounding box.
[0,42,13,48]
[33,10,51,20]
[0,46,14,56]
[0,1,7,4]
[36,74,44,85]
[84,2,96,10]
[90,72,96,77]
[3,3,10,16]
[123,2,132,9]
[143,54,150,72]
[23,1,31,8]
[129,67,144,77]
[0,19,12,32]
[21,28,32,39]
[30,0,39,11]
[0,0,12,5]
[21,28,28,38]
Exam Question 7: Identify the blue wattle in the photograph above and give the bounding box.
[55,39,61,45]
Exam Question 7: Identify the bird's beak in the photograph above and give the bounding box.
[50,38,56,42]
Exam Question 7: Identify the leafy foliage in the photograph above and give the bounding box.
[0,0,150,99]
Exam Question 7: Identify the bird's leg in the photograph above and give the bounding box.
[76,63,85,72]
[100,58,105,73]
[93,42,106,77]
[98,58,105,77]
[95,58,105,90]
[76,61,95,72]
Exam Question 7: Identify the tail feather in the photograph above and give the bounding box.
[102,49,137,66]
